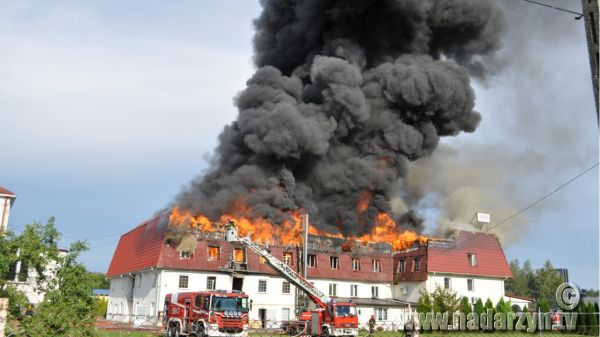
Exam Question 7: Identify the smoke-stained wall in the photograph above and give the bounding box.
[175,0,505,236]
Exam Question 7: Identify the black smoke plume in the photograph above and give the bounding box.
[175,0,505,236]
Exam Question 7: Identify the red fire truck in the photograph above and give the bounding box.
[224,221,359,337]
[164,289,250,337]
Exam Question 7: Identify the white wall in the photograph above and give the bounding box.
[392,281,426,303]
[310,279,393,300]
[426,274,506,304]
[0,196,12,232]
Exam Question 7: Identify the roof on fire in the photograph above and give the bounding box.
[107,210,512,279]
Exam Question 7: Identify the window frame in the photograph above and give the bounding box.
[413,256,420,272]
[178,275,189,289]
[206,276,216,290]
[258,279,267,293]
[328,283,337,297]
[330,256,339,270]
[307,254,317,268]
[444,277,451,290]
[371,286,379,299]
[467,278,475,292]
[467,253,477,267]
[282,281,291,294]
[283,252,293,266]
[352,258,361,271]
[208,246,221,261]
[372,259,381,272]
[350,284,358,298]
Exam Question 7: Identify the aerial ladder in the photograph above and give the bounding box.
[224,220,359,337]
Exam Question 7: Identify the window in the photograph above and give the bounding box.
[375,308,388,321]
[468,253,477,266]
[444,277,451,290]
[350,284,358,297]
[258,280,267,293]
[178,275,189,289]
[195,295,202,307]
[372,260,381,272]
[282,308,291,321]
[233,248,245,263]
[208,246,220,260]
[17,261,28,282]
[371,286,379,299]
[283,252,293,265]
[179,251,192,259]
[398,259,406,273]
[413,257,420,272]
[330,256,339,270]
[207,276,216,290]
[136,274,142,288]
[352,258,361,271]
[467,279,474,292]
[329,283,337,296]
[307,254,317,268]
[259,256,267,264]
[282,281,291,294]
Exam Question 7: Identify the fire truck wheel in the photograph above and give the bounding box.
[321,327,330,337]
[167,322,181,337]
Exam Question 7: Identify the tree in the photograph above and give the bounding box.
[22,241,97,336]
[417,290,432,313]
[587,302,599,336]
[474,298,485,316]
[534,260,562,308]
[87,271,110,290]
[0,218,61,291]
[495,298,511,314]
[459,297,471,316]
[431,287,460,313]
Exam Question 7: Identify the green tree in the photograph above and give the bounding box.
[588,302,599,336]
[87,271,110,289]
[22,241,97,336]
[0,218,61,291]
[459,297,471,316]
[417,290,432,313]
[495,298,511,314]
[534,260,562,308]
[431,286,460,313]
[474,298,485,316]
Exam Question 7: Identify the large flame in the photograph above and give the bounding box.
[169,200,428,250]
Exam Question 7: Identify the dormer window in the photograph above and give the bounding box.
[179,251,192,259]
[468,253,477,266]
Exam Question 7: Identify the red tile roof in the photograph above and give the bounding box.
[427,231,512,278]
[106,212,170,277]
[0,186,15,197]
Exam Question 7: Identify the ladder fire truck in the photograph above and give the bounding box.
[224,221,359,337]
[164,289,250,337]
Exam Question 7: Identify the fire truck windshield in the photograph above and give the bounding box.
[335,305,357,317]
[211,296,249,312]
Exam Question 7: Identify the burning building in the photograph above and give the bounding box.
[106,209,515,327]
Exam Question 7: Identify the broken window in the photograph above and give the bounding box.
[283,252,293,265]
[330,256,339,270]
[372,259,381,272]
[233,248,245,263]
[398,259,406,273]
[208,246,220,260]
[179,251,192,259]
[307,254,317,268]
[468,253,477,266]
[352,258,360,271]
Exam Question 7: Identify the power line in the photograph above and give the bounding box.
[429,161,599,258]
[521,0,584,19]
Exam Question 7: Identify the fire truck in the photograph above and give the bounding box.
[164,289,250,337]
[224,221,359,337]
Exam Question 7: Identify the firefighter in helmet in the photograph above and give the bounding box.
[368,315,376,337]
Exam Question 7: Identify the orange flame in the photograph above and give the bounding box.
[169,201,428,251]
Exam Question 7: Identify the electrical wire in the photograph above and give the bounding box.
[428,161,599,258]
[521,0,584,18]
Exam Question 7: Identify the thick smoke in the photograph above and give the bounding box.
[175,0,505,236]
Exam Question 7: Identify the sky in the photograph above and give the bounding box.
[1,0,598,288]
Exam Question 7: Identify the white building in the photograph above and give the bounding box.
[0,186,16,233]
[106,211,514,328]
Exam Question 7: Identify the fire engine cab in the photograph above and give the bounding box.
[164,290,250,337]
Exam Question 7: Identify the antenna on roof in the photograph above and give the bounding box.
[470,212,491,232]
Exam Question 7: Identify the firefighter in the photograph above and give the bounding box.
[368,315,376,337]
